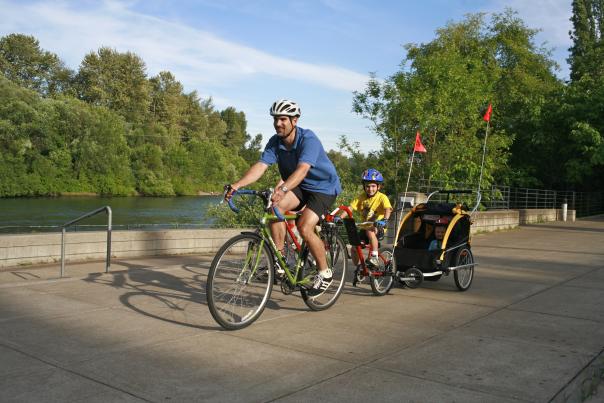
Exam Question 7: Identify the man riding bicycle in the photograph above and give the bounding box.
[225,99,342,296]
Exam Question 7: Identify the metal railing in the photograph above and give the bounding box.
[416,179,509,209]
[412,179,604,217]
[61,206,112,277]
[509,188,558,209]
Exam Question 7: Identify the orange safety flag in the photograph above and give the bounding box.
[483,103,492,122]
[413,131,427,153]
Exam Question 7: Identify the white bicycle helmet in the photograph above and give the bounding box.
[270,99,301,117]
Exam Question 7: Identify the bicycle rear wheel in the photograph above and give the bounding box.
[370,247,394,296]
[301,235,347,310]
[206,234,274,330]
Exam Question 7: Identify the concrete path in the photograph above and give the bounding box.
[1,216,603,402]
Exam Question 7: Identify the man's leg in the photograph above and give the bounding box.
[269,191,301,251]
[296,191,337,295]
[297,208,327,270]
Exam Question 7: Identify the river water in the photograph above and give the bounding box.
[0,196,223,233]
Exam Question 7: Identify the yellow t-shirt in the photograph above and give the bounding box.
[350,191,392,221]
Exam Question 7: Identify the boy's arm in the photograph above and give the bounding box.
[340,195,360,219]
[384,207,393,220]
[339,205,354,219]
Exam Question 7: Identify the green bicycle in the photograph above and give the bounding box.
[206,188,348,330]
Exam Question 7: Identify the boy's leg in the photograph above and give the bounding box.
[350,246,359,265]
[366,229,380,266]
[367,228,379,252]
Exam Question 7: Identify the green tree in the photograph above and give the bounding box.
[569,0,604,81]
[489,10,563,187]
[76,47,150,124]
[239,133,263,165]
[0,75,134,196]
[204,102,228,141]
[220,106,248,150]
[554,1,604,190]
[353,10,561,193]
[0,33,73,96]
[131,143,174,195]
[148,71,191,144]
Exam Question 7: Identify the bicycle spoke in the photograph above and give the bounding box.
[301,234,347,310]
[207,235,273,329]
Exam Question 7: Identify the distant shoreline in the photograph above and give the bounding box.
[1,191,220,198]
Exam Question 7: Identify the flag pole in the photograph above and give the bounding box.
[393,122,399,230]
[477,119,489,194]
[394,147,415,249]
[477,103,492,194]
[402,149,415,212]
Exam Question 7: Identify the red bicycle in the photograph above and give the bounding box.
[328,206,394,296]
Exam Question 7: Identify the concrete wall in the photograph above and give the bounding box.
[384,208,576,242]
[0,228,246,269]
[517,208,576,224]
[471,210,520,233]
[0,208,577,269]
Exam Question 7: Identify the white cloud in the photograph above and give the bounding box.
[492,0,572,47]
[0,0,370,92]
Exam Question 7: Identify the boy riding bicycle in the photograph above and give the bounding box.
[340,169,392,267]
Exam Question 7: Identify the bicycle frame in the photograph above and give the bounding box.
[224,189,324,288]
[257,211,314,287]
[329,205,389,278]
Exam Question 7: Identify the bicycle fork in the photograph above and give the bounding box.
[237,240,265,284]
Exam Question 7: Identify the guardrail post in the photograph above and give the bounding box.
[562,198,568,221]
[61,227,66,277]
[106,207,112,273]
[60,206,112,277]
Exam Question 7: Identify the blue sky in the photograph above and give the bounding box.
[0,0,572,152]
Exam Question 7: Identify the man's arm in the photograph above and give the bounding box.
[231,162,269,190]
[271,162,311,203]
[281,162,310,191]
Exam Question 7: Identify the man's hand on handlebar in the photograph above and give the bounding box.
[224,184,238,201]
[270,187,285,204]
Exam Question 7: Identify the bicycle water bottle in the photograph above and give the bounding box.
[289,222,302,245]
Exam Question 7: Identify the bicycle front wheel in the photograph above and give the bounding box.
[206,234,274,330]
[301,235,347,311]
[370,247,394,296]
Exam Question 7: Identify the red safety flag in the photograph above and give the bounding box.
[413,131,427,153]
[483,103,492,122]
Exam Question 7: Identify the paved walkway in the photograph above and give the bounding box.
[1,217,603,402]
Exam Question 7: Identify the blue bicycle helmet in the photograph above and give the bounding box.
[361,168,383,183]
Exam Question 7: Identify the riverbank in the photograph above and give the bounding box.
[2,190,221,198]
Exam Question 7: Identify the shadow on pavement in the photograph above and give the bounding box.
[83,260,219,330]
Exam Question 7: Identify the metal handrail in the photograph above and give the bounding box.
[61,206,112,277]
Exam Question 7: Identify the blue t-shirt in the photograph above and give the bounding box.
[260,127,342,195]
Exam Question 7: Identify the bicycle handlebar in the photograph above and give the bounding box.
[225,189,256,213]
[223,188,285,221]
[272,205,285,221]
[357,221,382,229]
